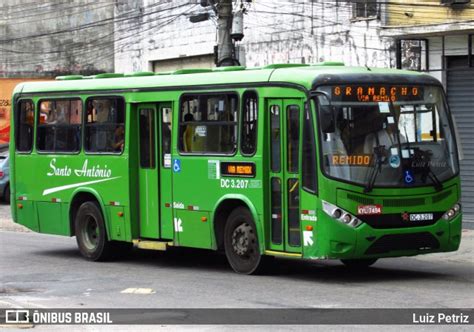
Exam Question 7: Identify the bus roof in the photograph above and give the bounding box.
[13,63,435,96]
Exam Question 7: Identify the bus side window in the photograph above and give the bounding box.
[241,91,258,156]
[85,98,125,153]
[36,99,82,153]
[178,93,238,154]
[15,100,34,152]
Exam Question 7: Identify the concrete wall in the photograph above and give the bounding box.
[114,0,392,72]
[114,0,216,73]
[0,0,115,78]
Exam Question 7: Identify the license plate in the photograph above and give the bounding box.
[409,213,433,221]
[357,204,382,215]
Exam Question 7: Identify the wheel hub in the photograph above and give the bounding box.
[82,216,99,250]
[232,223,251,256]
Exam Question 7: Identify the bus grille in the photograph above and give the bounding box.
[347,193,375,205]
[383,198,425,207]
[365,232,440,255]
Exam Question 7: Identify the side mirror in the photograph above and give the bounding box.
[320,105,335,133]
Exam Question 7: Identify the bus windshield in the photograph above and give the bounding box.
[315,84,459,189]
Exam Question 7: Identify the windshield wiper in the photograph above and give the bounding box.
[414,148,444,192]
[426,168,443,191]
[364,145,386,193]
[403,124,443,192]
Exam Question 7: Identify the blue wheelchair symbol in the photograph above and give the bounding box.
[173,159,181,173]
[404,170,414,184]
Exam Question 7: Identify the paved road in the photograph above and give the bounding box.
[0,226,473,310]
[0,203,473,330]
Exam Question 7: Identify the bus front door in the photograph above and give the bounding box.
[267,99,303,254]
[137,103,173,240]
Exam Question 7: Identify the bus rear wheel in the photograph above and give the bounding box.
[341,258,378,269]
[75,201,113,261]
[224,207,263,274]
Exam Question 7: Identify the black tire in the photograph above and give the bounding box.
[74,201,114,261]
[224,207,264,274]
[4,184,10,204]
[341,258,378,269]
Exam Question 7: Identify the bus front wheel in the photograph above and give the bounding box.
[75,201,113,261]
[224,207,263,274]
[341,258,378,269]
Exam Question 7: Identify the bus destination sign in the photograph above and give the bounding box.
[221,162,256,178]
[332,85,424,102]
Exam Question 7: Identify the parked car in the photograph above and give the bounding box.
[0,147,10,204]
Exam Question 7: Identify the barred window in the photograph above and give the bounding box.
[37,99,82,153]
[353,0,378,18]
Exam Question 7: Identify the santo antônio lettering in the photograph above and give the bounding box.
[47,158,112,178]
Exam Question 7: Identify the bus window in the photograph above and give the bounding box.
[161,107,172,167]
[270,105,281,172]
[139,109,155,168]
[37,99,82,153]
[287,105,300,173]
[271,177,282,244]
[85,98,125,153]
[287,178,300,246]
[302,104,317,193]
[179,93,238,154]
[241,91,258,156]
[15,100,34,152]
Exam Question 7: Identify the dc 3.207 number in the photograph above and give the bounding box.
[220,179,249,189]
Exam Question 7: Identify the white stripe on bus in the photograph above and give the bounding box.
[42,177,121,196]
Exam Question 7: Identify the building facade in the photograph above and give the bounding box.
[114,0,393,71]
[381,0,474,217]
[0,0,115,78]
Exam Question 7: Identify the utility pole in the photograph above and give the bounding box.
[216,0,235,66]
[194,0,247,67]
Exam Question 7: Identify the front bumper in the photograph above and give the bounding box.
[304,213,462,260]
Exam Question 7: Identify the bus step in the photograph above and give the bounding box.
[132,240,173,251]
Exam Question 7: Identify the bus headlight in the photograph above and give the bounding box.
[442,202,461,221]
[322,201,362,228]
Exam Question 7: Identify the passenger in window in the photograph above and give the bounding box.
[111,125,125,152]
[25,102,34,126]
[55,103,67,124]
[363,107,406,154]
[93,100,110,123]
[40,101,51,124]
[162,119,171,155]
[183,113,194,152]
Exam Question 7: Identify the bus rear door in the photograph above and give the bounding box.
[267,99,303,254]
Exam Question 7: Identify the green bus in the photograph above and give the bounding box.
[10,63,462,274]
